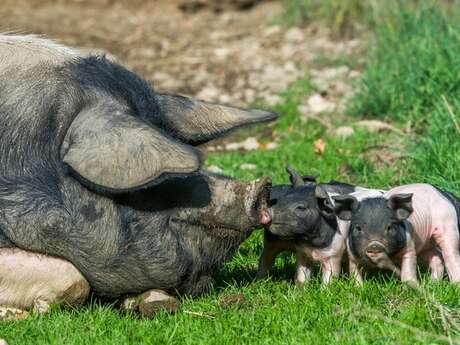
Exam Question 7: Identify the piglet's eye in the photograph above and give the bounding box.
[386,225,393,233]
[296,206,307,211]
[354,226,362,233]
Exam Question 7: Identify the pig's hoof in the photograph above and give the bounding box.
[33,299,51,314]
[120,290,179,318]
[0,307,30,321]
[138,290,179,318]
[404,279,420,289]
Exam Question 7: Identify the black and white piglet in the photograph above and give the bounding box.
[257,166,384,285]
[333,183,460,286]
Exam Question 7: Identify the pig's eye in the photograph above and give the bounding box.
[386,225,393,233]
[296,205,307,212]
[354,226,362,233]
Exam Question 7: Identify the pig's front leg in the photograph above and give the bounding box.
[120,289,179,318]
[348,256,364,286]
[321,256,342,284]
[432,222,460,282]
[295,252,312,287]
[400,235,419,288]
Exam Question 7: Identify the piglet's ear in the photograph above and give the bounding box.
[286,165,305,187]
[387,193,413,220]
[331,194,359,221]
[315,185,334,216]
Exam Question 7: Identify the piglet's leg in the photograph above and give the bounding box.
[348,257,363,286]
[120,289,179,318]
[433,223,460,282]
[420,249,445,281]
[321,256,342,284]
[400,237,419,288]
[256,237,283,280]
[295,253,312,287]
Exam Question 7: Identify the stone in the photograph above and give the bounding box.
[240,163,257,170]
[303,94,335,114]
[225,137,259,151]
[207,165,224,174]
[356,120,396,133]
[285,27,305,43]
[334,126,355,139]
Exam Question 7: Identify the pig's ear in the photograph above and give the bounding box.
[286,165,305,187]
[155,92,278,145]
[61,106,201,193]
[302,175,318,183]
[387,193,413,220]
[315,185,334,216]
[332,195,358,221]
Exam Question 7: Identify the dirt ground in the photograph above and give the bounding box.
[0,0,361,108]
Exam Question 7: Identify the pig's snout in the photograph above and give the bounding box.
[366,241,386,257]
[250,177,272,226]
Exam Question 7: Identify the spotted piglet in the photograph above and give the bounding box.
[333,183,460,287]
[257,166,384,285]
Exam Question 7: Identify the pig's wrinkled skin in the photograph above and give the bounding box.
[335,183,460,287]
[257,166,385,285]
[0,34,276,315]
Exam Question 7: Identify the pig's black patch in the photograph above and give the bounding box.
[348,197,408,261]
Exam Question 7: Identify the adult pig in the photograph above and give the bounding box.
[333,183,460,286]
[0,34,275,315]
[257,166,384,285]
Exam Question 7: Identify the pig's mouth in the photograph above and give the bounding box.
[363,241,401,275]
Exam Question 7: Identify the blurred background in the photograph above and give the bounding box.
[0,0,361,107]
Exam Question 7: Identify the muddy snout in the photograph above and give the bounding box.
[250,177,272,226]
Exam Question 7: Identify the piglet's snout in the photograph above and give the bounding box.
[366,241,386,257]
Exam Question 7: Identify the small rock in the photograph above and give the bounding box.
[356,120,396,133]
[244,89,256,103]
[334,126,355,139]
[263,94,282,106]
[207,165,224,174]
[218,94,232,104]
[225,137,259,151]
[240,163,257,170]
[263,25,281,37]
[303,94,336,114]
[285,27,305,43]
[0,339,8,345]
[196,86,220,101]
[264,142,278,150]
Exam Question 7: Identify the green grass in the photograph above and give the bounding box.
[3,6,460,345]
[279,0,443,38]
[348,5,460,125]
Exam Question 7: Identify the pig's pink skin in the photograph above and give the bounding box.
[386,183,460,282]
[0,248,89,312]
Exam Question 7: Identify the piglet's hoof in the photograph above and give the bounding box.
[403,279,420,289]
[120,290,179,318]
